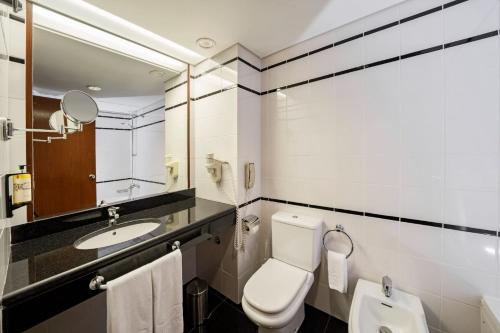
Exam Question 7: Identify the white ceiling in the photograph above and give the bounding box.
[33,27,175,99]
[85,0,406,60]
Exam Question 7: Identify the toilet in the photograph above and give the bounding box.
[242,212,322,333]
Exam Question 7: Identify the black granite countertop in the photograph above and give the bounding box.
[1,197,235,307]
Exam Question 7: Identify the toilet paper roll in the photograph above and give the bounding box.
[245,224,260,235]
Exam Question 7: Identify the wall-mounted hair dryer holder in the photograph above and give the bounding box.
[205,153,225,183]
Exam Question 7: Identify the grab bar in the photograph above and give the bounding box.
[89,232,213,290]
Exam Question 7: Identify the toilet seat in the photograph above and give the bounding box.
[242,258,314,328]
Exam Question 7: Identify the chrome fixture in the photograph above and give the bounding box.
[89,232,214,291]
[107,206,120,226]
[382,276,392,298]
[322,224,354,259]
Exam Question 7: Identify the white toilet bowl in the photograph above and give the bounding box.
[242,259,314,333]
[241,212,323,333]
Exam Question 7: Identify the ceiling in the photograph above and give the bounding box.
[33,27,175,99]
[85,0,406,60]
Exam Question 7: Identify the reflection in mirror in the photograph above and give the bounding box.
[28,9,189,221]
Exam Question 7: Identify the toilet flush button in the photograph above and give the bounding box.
[293,215,298,218]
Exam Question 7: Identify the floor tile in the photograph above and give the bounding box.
[325,316,348,333]
[298,304,330,333]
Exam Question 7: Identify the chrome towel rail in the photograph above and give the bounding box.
[322,224,354,259]
[89,233,214,291]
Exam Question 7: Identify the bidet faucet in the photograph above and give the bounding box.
[382,276,392,298]
[108,206,120,226]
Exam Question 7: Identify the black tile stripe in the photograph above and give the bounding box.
[251,197,497,236]
[444,224,497,236]
[95,127,131,131]
[265,28,496,93]
[443,0,469,9]
[444,30,498,49]
[237,84,261,96]
[334,208,364,216]
[400,6,443,24]
[334,65,365,77]
[267,60,287,70]
[165,81,187,93]
[97,178,166,185]
[309,44,334,55]
[134,178,166,185]
[309,204,334,211]
[9,56,24,64]
[400,45,443,60]
[97,115,132,120]
[287,52,309,63]
[165,101,187,111]
[364,56,400,69]
[133,120,164,130]
[9,14,24,23]
[365,212,399,221]
[364,21,399,36]
[401,218,442,228]
[334,33,363,47]
[260,0,471,73]
[190,85,239,101]
[237,57,261,72]
[309,73,334,83]
[134,105,165,118]
[190,57,238,79]
[96,177,131,184]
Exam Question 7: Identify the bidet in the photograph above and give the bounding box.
[349,279,429,333]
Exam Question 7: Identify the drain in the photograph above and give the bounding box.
[379,326,392,333]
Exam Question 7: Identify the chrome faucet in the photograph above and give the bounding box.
[108,206,120,226]
[382,276,392,297]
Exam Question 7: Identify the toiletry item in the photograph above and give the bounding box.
[150,249,183,333]
[106,264,153,333]
[12,173,31,205]
[328,250,348,293]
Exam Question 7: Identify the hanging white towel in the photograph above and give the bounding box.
[107,264,153,333]
[327,250,348,293]
[150,249,184,333]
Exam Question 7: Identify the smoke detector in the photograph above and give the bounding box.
[196,37,216,49]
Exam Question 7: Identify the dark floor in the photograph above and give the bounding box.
[184,287,348,333]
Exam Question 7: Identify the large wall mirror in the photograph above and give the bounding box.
[26,3,190,221]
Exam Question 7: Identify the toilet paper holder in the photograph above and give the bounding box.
[242,214,260,231]
[322,224,354,259]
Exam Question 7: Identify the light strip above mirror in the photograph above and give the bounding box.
[33,4,188,72]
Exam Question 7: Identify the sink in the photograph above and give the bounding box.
[74,218,162,250]
[349,279,429,333]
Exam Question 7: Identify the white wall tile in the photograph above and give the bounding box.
[444,0,499,43]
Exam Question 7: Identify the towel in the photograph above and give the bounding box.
[150,249,184,333]
[107,264,153,333]
[327,250,348,293]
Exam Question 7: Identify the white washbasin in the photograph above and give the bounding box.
[349,279,429,333]
[74,218,162,250]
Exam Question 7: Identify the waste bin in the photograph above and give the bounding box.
[187,278,208,326]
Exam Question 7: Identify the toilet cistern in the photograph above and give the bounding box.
[382,276,392,298]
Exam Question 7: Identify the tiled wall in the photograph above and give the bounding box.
[165,71,189,192]
[95,99,166,205]
[254,0,500,332]
[192,45,263,302]
[0,1,26,330]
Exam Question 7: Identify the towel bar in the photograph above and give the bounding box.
[322,224,354,259]
[89,233,213,290]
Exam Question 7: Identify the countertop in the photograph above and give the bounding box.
[1,197,235,307]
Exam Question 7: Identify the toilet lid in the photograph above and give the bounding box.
[243,258,309,314]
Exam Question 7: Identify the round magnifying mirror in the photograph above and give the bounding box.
[60,90,98,124]
[49,110,78,133]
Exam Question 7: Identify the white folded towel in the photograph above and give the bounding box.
[327,250,348,293]
[107,264,153,333]
[150,249,184,333]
